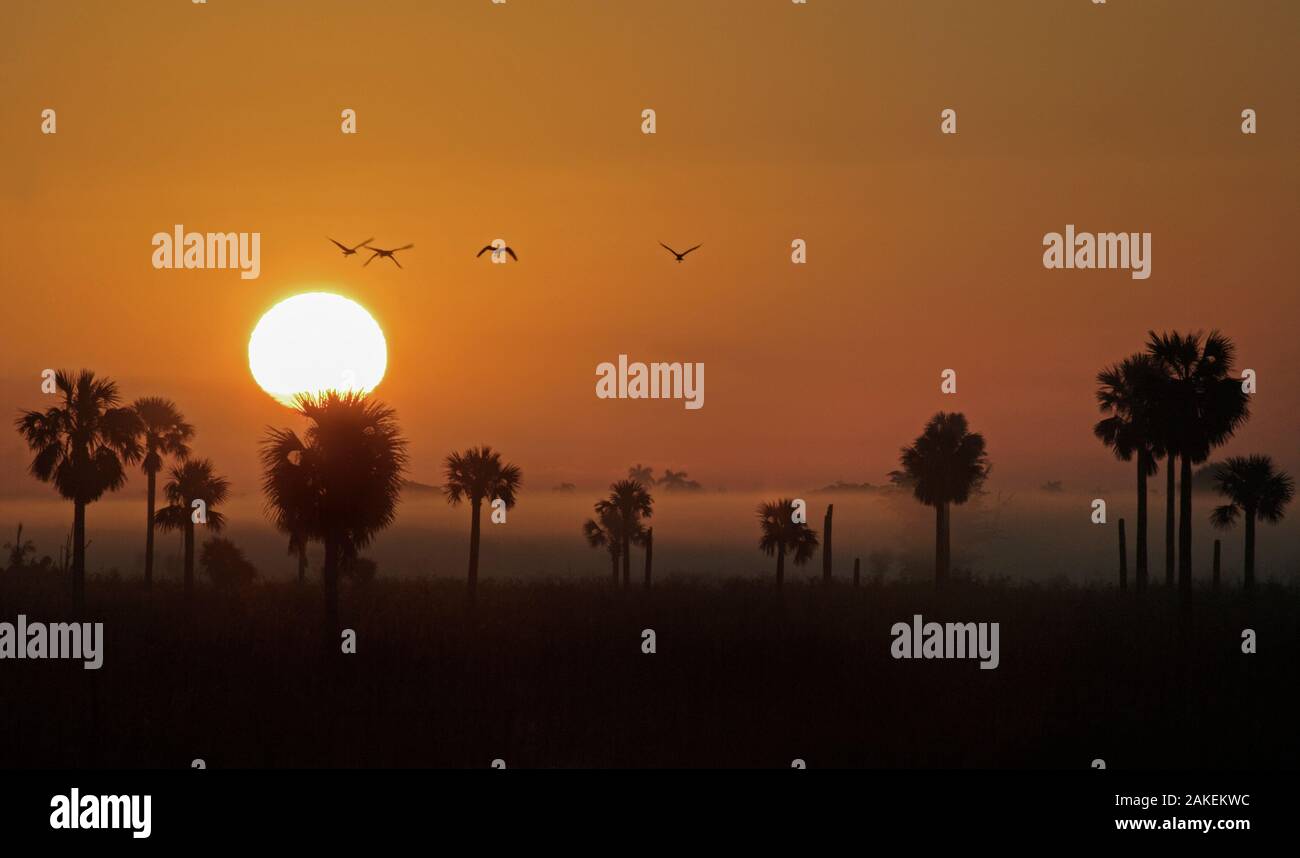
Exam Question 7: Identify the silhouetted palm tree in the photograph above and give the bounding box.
[132,397,193,589]
[155,459,229,597]
[898,412,991,586]
[13,370,141,602]
[1210,455,1294,591]
[442,446,522,607]
[596,479,653,587]
[583,505,643,584]
[1146,330,1250,594]
[756,499,819,590]
[261,393,407,630]
[1095,354,1165,592]
[628,464,656,485]
[658,469,703,491]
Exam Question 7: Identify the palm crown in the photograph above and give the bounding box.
[14,369,142,504]
[756,499,819,564]
[1211,455,1295,527]
[133,396,193,475]
[155,459,230,533]
[442,445,522,508]
[899,412,990,507]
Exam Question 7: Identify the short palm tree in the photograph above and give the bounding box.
[583,505,641,584]
[1094,354,1165,592]
[261,393,407,629]
[1210,455,1294,591]
[1147,330,1250,593]
[155,459,230,597]
[13,369,141,602]
[442,446,522,606]
[628,464,656,485]
[756,499,819,590]
[132,397,193,588]
[898,412,991,586]
[596,479,653,587]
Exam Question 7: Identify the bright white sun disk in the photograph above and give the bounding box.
[249,292,387,406]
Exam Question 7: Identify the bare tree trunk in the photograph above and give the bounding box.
[1165,453,1176,588]
[1243,510,1256,591]
[467,498,482,607]
[643,527,653,589]
[144,468,157,589]
[1117,518,1127,591]
[72,500,86,606]
[183,521,195,599]
[935,502,950,587]
[822,504,833,586]
[1178,455,1193,594]
[323,536,341,634]
[621,527,630,588]
[1135,451,1148,592]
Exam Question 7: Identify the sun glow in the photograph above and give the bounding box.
[249,292,387,406]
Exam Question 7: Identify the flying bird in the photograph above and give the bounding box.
[364,244,414,268]
[659,242,701,262]
[328,237,373,257]
[477,244,518,261]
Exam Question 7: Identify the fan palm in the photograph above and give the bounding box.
[132,397,193,588]
[1210,455,1294,590]
[596,479,653,587]
[756,499,819,590]
[442,446,522,606]
[1146,330,1251,593]
[583,505,644,584]
[155,459,229,597]
[898,412,991,586]
[261,392,407,629]
[627,464,656,485]
[1094,354,1165,592]
[13,369,141,601]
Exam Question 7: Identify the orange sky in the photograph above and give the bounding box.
[3,0,1297,499]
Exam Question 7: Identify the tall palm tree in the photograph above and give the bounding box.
[756,499,819,590]
[1146,330,1251,594]
[132,397,193,588]
[596,479,653,587]
[898,412,991,586]
[13,370,141,602]
[583,505,642,584]
[261,393,407,629]
[1210,455,1294,591]
[1094,354,1165,592]
[442,446,522,606]
[154,459,229,597]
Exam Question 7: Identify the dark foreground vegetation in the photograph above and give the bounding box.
[2,575,1293,769]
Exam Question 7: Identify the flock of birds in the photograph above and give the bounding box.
[328,237,704,268]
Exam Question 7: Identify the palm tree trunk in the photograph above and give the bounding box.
[775,544,785,591]
[643,527,653,589]
[1164,453,1176,588]
[297,544,307,584]
[610,551,619,584]
[323,536,341,633]
[467,498,482,607]
[1212,539,1221,591]
[183,521,195,599]
[1243,509,1256,591]
[621,528,631,588]
[72,500,87,605]
[822,504,833,585]
[1118,518,1127,591]
[1178,455,1193,593]
[1135,451,1148,592]
[144,469,157,589]
[935,502,950,587]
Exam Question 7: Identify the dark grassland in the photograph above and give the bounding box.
[1,576,1293,769]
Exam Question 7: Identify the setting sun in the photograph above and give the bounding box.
[248,292,387,406]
